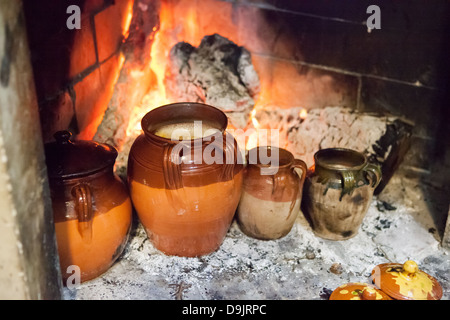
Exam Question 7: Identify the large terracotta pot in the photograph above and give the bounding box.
[302,148,381,240]
[127,102,243,257]
[45,131,132,284]
[237,146,307,240]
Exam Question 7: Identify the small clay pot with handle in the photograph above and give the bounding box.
[237,146,307,240]
[302,148,381,240]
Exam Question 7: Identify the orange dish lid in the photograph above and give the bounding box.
[370,260,443,300]
[329,282,392,300]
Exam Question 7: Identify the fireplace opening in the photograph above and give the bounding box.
[2,0,448,299]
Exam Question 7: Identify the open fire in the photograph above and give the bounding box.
[92,0,317,158]
[123,0,268,151]
[86,0,414,193]
[2,0,446,300]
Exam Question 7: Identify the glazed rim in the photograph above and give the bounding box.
[314,148,367,171]
[141,102,228,143]
[247,146,293,168]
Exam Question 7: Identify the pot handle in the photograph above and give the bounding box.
[362,163,382,189]
[72,183,93,243]
[220,132,239,181]
[162,143,188,213]
[288,159,308,217]
[339,171,356,201]
[292,159,307,188]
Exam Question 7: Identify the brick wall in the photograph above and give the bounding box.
[23,0,135,142]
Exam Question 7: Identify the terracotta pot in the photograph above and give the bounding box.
[45,131,132,284]
[302,148,381,240]
[127,102,243,257]
[237,147,307,240]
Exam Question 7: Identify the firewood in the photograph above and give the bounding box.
[164,34,260,128]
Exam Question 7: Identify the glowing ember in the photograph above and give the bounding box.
[246,131,258,151]
[299,108,308,120]
[122,2,134,38]
[250,109,259,129]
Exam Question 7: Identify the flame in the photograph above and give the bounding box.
[245,108,260,150]
[250,109,259,129]
[246,131,258,151]
[123,0,278,147]
[125,1,175,137]
[299,108,308,120]
[185,6,198,44]
[122,1,134,39]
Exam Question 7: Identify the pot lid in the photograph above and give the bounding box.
[329,282,392,300]
[44,131,118,179]
[370,260,443,300]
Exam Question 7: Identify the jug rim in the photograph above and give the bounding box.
[314,147,367,171]
[141,102,228,144]
[246,146,294,169]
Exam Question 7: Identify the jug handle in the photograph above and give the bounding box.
[162,143,188,214]
[72,183,93,243]
[362,162,382,188]
[339,171,356,201]
[292,159,307,188]
[220,132,238,181]
[288,159,307,217]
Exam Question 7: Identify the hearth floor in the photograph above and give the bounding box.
[63,172,449,300]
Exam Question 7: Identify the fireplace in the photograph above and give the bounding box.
[0,0,448,299]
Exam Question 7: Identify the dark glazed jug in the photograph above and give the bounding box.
[127,102,243,257]
[45,131,132,284]
[302,148,381,240]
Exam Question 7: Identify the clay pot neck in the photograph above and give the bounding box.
[247,146,294,171]
[141,102,227,145]
[49,165,116,187]
[314,148,367,173]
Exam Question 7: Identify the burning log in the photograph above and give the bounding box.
[164,34,260,128]
[254,106,413,194]
[94,0,158,148]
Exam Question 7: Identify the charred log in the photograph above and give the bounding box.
[164,34,260,128]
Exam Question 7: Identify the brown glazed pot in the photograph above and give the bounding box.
[302,148,381,240]
[127,102,243,257]
[45,131,132,284]
[237,146,307,240]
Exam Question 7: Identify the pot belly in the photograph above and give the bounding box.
[303,179,374,240]
[237,190,301,240]
[55,198,132,283]
[130,171,243,257]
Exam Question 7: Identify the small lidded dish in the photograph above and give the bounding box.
[370,260,443,300]
[45,131,132,284]
[329,282,392,300]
